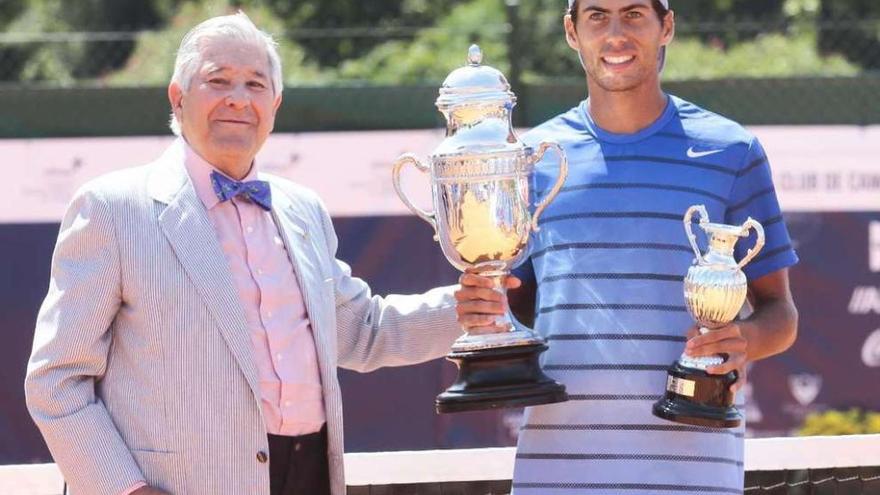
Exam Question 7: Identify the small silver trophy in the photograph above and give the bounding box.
[653,204,765,428]
[392,45,568,413]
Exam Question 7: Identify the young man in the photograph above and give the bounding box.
[455,0,799,492]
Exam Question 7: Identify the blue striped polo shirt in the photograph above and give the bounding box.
[511,95,798,494]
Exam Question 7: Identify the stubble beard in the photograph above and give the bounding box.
[586,62,651,94]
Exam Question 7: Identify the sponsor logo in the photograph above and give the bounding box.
[687,147,724,159]
[870,222,880,272]
[849,286,880,315]
[788,373,822,407]
[862,329,880,367]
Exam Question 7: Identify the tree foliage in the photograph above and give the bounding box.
[335,0,508,84]
[107,0,327,87]
[819,0,880,69]
[0,0,874,85]
[1,0,168,82]
[263,0,463,67]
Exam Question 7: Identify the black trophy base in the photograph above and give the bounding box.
[436,343,567,414]
[652,360,741,428]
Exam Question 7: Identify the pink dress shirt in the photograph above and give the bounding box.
[184,141,326,435]
[121,142,326,494]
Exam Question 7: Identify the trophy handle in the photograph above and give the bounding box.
[684,205,709,265]
[392,153,439,239]
[530,142,568,232]
[737,217,765,270]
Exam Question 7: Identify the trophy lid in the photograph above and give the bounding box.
[436,45,516,111]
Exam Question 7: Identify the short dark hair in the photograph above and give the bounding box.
[568,0,669,25]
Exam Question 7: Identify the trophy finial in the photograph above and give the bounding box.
[467,44,483,66]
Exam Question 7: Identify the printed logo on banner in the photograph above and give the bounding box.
[23,157,85,206]
[788,373,823,407]
[871,221,880,272]
[849,286,880,315]
[862,329,880,367]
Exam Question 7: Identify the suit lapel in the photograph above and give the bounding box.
[148,141,261,402]
[268,186,332,368]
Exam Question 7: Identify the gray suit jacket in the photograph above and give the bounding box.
[25,141,461,495]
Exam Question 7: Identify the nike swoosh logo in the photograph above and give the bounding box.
[687,147,724,159]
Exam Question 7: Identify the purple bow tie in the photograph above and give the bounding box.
[210,171,272,211]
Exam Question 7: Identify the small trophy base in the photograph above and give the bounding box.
[436,343,568,414]
[652,361,741,428]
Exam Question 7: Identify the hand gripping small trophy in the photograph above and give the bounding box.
[653,205,765,428]
[392,45,569,413]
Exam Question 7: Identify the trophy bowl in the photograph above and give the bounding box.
[392,45,568,413]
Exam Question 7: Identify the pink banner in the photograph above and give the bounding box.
[3,126,879,223]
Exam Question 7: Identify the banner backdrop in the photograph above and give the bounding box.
[1,127,878,464]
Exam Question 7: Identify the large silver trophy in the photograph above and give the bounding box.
[653,205,765,428]
[392,45,569,413]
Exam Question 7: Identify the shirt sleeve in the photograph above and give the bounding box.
[724,136,799,280]
[24,186,148,495]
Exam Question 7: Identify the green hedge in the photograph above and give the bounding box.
[798,409,880,436]
[2,76,878,138]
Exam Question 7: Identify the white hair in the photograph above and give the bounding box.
[169,11,283,135]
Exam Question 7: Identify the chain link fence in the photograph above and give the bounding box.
[0,31,138,85]
[1,6,878,127]
[0,16,878,86]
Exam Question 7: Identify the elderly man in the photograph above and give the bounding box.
[25,12,460,495]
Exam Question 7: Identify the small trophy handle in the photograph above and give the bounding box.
[531,142,569,232]
[392,153,439,239]
[684,205,709,265]
[737,217,765,270]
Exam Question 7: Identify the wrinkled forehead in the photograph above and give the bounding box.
[568,0,669,8]
[196,37,271,77]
